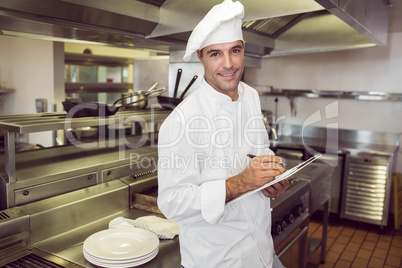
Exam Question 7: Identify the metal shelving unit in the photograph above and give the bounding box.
[0,109,170,208]
[258,88,402,102]
[64,53,134,94]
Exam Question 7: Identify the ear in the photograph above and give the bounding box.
[197,50,203,62]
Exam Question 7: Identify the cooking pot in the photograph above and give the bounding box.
[123,82,163,110]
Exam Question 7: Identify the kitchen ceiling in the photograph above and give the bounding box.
[0,0,394,58]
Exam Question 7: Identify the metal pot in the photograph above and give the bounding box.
[122,92,148,109]
[123,83,165,110]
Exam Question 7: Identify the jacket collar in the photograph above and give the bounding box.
[201,76,244,105]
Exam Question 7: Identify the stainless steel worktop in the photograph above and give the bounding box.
[273,136,399,156]
[0,176,181,268]
[272,124,399,156]
[35,208,180,268]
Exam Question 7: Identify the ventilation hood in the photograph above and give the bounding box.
[0,0,389,58]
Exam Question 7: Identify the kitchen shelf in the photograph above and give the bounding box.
[258,88,402,102]
[0,109,170,198]
[0,88,15,94]
[0,87,15,103]
[65,53,133,93]
[65,82,133,93]
[0,109,170,134]
[65,53,133,67]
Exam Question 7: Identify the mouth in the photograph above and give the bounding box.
[219,70,237,78]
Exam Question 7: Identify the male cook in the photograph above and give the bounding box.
[157,0,289,267]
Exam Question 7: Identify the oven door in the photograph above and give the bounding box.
[277,226,308,268]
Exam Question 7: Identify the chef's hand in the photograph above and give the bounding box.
[261,179,289,198]
[226,155,286,202]
[244,154,286,190]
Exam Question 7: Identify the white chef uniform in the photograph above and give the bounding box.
[158,78,275,267]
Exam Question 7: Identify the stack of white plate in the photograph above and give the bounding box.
[83,228,160,267]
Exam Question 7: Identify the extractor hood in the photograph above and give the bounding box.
[0,0,390,58]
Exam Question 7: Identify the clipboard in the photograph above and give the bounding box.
[227,153,322,205]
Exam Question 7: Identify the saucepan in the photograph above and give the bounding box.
[158,69,198,110]
[62,85,166,117]
[122,82,164,110]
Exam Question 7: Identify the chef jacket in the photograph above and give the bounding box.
[158,77,275,268]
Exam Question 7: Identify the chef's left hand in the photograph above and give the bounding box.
[261,179,289,198]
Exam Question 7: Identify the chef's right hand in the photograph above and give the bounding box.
[225,155,285,202]
[242,155,286,191]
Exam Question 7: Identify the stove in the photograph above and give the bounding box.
[271,178,310,246]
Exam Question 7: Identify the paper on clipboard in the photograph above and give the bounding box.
[227,153,322,205]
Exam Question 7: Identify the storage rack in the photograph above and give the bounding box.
[0,109,170,208]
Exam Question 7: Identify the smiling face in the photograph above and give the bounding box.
[197,40,245,101]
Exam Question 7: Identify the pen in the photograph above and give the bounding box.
[247,153,287,168]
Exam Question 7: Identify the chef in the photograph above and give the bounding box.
[157,0,289,267]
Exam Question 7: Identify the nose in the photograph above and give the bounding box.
[222,53,234,68]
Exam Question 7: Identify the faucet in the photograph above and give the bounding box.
[263,117,278,140]
[269,125,278,140]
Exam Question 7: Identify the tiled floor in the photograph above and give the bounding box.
[306,216,402,268]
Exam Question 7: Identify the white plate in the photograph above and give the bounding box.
[84,249,159,268]
[83,228,159,260]
[84,247,158,264]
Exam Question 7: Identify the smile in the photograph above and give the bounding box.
[219,71,236,77]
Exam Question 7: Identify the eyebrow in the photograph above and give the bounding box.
[205,44,244,56]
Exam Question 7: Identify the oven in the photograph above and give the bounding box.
[271,177,310,268]
[271,159,333,268]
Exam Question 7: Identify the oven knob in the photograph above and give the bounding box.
[272,222,282,235]
[280,220,287,231]
[283,214,294,224]
[293,205,303,217]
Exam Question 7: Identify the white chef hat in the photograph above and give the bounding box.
[183,0,244,62]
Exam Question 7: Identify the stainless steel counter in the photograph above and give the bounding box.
[272,136,399,158]
[0,177,181,268]
[273,124,399,156]
[35,208,180,268]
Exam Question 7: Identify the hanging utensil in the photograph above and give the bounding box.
[173,69,182,98]
[179,75,198,99]
[147,82,159,92]
[158,73,198,110]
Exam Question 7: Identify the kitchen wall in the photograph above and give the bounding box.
[244,32,402,135]
[0,36,62,146]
